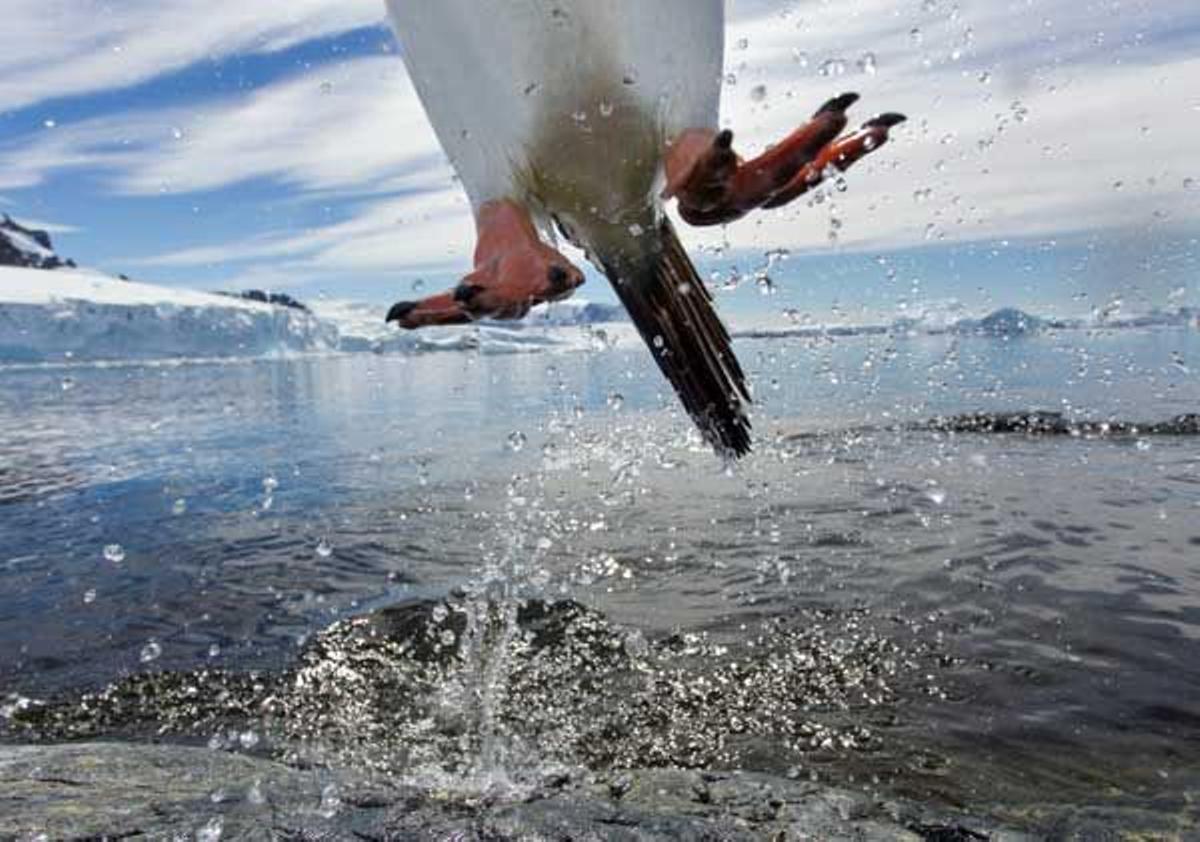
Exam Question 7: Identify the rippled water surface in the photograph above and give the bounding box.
[2,328,1199,828]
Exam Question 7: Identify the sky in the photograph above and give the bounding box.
[1,0,1198,328]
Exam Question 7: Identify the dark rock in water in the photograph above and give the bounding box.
[923,411,1200,437]
[910,823,992,841]
[215,289,311,311]
[0,213,76,270]
[7,595,948,777]
[0,742,1027,840]
[784,411,1200,448]
[924,411,1074,435]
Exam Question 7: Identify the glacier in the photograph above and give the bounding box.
[0,267,338,363]
[311,298,632,356]
[0,266,635,365]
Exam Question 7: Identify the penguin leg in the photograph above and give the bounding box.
[663,93,905,227]
[387,199,585,329]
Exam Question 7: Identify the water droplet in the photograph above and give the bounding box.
[818,58,846,77]
[239,730,259,749]
[262,475,279,494]
[857,52,877,75]
[909,27,923,44]
[83,588,97,604]
[171,126,184,140]
[196,816,224,842]
[315,538,333,558]
[978,71,992,85]
[411,278,426,293]
[60,376,74,391]
[652,334,665,349]
[627,222,644,237]
[925,489,947,506]
[208,643,221,658]
[319,80,334,95]
[171,498,187,515]
[140,640,162,663]
[750,84,768,103]
[1184,177,1196,191]
[506,430,527,452]
[247,779,266,806]
[103,543,126,564]
[1112,180,1124,191]
[598,100,614,117]
[319,783,342,818]
[607,392,625,411]
[736,37,749,50]
[1135,439,1152,452]
[43,119,57,129]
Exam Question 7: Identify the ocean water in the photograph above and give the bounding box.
[2,327,1199,826]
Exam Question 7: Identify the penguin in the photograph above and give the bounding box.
[383,0,903,457]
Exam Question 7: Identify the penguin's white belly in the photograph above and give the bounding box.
[385,0,723,210]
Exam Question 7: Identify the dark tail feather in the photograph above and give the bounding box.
[604,218,752,458]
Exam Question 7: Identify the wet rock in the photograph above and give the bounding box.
[0,741,358,839]
[1,742,1019,840]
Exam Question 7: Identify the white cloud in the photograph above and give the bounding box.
[0,0,382,112]
[135,189,474,277]
[0,56,442,196]
[5,215,80,234]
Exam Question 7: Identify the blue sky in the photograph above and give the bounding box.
[1,0,1198,328]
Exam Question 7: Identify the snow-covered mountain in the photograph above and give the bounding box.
[0,215,76,270]
[735,305,1196,341]
[0,266,337,363]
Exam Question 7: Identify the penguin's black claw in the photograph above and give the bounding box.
[816,92,860,116]
[864,112,907,129]
[386,300,418,324]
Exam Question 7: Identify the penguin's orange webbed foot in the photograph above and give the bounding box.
[664,93,905,227]
[387,199,585,329]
